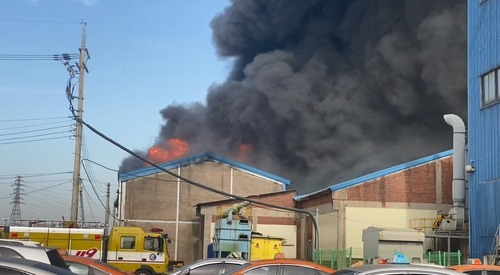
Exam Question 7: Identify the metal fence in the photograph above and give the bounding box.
[427,251,462,266]
[313,248,353,270]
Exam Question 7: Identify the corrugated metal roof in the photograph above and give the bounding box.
[294,149,453,201]
[117,151,292,185]
[468,0,500,258]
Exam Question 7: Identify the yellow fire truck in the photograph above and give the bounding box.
[1,225,171,275]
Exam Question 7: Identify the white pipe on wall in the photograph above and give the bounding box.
[444,114,466,228]
[444,114,466,207]
[175,167,181,261]
[230,167,233,194]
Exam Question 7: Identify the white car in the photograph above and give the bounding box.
[0,244,70,271]
[0,239,42,247]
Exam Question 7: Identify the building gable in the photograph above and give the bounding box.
[118,151,292,187]
[295,149,453,200]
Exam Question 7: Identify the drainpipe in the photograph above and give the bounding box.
[444,114,466,228]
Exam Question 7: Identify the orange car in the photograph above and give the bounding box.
[221,258,335,275]
[62,255,133,275]
[448,258,500,275]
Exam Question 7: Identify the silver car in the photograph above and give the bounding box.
[331,264,467,275]
[0,257,76,275]
[0,244,70,270]
[0,239,42,247]
[171,258,249,275]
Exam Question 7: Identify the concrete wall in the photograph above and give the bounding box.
[118,161,284,264]
[346,204,450,258]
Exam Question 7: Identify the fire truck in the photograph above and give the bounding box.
[1,222,171,275]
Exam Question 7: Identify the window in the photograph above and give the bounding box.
[463,271,483,275]
[283,265,316,275]
[0,247,23,258]
[224,263,243,273]
[190,264,223,275]
[481,68,500,106]
[0,267,25,275]
[46,248,70,270]
[144,236,159,251]
[243,265,279,275]
[120,236,136,249]
[67,261,90,275]
[317,271,331,275]
[90,266,111,275]
[486,271,500,275]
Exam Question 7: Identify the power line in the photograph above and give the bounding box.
[0,19,83,24]
[0,125,72,137]
[78,118,321,249]
[0,171,72,179]
[0,135,72,145]
[0,116,70,122]
[0,119,72,131]
[0,130,71,142]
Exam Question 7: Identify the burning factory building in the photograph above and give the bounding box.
[116,0,467,265]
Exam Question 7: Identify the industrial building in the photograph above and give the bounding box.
[467,0,500,259]
[115,152,291,264]
[294,149,468,261]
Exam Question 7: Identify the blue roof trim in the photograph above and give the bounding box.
[294,149,453,200]
[118,151,292,185]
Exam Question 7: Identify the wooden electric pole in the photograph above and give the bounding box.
[70,22,88,221]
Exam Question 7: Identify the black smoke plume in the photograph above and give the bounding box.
[119,0,467,194]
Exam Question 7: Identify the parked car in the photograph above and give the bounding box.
[221,259,335,275]
[0,239,42,247]
[172,258,248,275]
[331,264,466,275]
[447,258,500,275]
[0,256,76,275]
[0,244,70,270]
[62,255,133,275]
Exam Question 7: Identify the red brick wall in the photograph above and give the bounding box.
[441,157,453,204]
[345,156,453,205]
[296,191,332,209]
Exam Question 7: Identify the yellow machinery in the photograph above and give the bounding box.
[250,235,284,260]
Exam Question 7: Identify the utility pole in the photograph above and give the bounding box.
[70,22,89,221]
[79,180,85,222]
[105,183,110,226]
[9,176,26,226]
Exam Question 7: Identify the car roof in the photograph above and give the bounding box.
[340,264,465,274]
[169,258,249,275]
[0,239,42,246]
[63,255,123,271]
[0,244,54,252]
[448,264,500,271]
[0,257,75,275]
[240,258,335,272]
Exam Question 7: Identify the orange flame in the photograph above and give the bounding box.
[237,144,253,160]
[146,138,189,165]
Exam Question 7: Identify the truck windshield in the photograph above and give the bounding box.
[144,237,160,251]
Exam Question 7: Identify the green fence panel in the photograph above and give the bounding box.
[427,251,461,266]
[313,248,353,270]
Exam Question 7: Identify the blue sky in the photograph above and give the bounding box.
[0,0,232,223]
